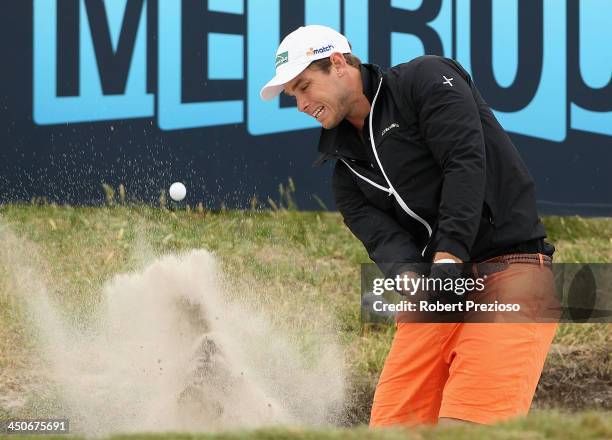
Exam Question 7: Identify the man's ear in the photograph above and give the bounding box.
[330,52,346,75]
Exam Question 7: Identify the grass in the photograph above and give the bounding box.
[0,204,610,437]
[542,216,612,263]
[4,410,612,439]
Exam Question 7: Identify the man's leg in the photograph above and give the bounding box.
[437,261,559,424]
[369,323,459,427]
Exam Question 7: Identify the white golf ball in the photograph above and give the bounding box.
[169,182,187,201]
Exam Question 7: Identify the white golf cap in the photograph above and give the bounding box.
[259,25,352,101]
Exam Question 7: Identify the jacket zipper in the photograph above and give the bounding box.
[367,77,433,256]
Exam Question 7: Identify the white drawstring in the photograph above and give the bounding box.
[340,159,393,196]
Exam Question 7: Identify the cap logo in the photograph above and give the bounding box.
[306,44,335,57]
[275,51,289,68]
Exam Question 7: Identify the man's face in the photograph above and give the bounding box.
[283,63,352,129]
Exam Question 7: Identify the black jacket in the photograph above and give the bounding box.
[316,55,550,276]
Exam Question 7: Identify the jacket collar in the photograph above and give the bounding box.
[313,63,383,166]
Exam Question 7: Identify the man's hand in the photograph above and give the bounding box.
[430,252,467,298]
[426,260,473,316]
[428,262,465,290]
[394,271,422,296]
[395,263,470,323]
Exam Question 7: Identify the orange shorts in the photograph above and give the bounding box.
[369,260,559,426]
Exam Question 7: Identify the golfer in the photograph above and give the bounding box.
[260,25,558,427]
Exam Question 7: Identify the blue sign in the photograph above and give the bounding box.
[31,0,611,140]
[1,0,611,214]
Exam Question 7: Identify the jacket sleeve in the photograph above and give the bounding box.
[408,56,486,262]
[332,161,424,278]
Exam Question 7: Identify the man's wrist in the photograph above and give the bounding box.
[433,251,463,263]
[434,258,457,264]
